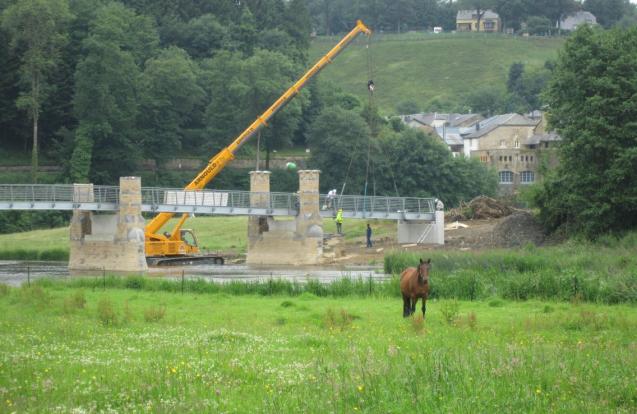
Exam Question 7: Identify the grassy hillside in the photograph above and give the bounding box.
[310,32,564,114]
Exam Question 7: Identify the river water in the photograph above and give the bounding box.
[0,260,389,286]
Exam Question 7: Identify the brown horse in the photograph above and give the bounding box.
[400,258,431,318]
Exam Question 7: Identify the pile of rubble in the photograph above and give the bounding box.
[446,196,513,221]
[491,212,545,247]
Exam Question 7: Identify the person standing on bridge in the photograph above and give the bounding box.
[335,208,343,235]
[366,223,373,248]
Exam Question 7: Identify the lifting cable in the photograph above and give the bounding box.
[363,32,376,213]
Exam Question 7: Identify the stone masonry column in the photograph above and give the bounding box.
[69,184,94,269]
[115,177,147,272]
[247,171,271,247]
[296,170,323,239]
[69,177,147,273]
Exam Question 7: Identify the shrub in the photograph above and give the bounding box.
[411,314,425,334]
[19,285,50,307]
[124,276,145,290]
[122,300,134,324]
[440,300,460,325]
[62,290,86,314]
[143,305,166,323]
[467,312,477,330]
[97,297,117,326]
[324,308,355,331]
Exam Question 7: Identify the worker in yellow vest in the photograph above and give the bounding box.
[335,208,343,235]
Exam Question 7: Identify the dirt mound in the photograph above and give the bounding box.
[491,212,545,247]
[447,196,512,221]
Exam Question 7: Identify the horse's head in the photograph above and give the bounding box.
[417,258,431,285]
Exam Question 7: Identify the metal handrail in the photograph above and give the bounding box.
[0,184,437,217]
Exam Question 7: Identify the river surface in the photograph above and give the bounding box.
[0,260,389,286]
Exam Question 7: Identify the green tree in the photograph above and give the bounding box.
[1,0,73,182]
[379,128,496,205]
[525,15,553,36]
[308,107,372,193]
[536,26,637,237]
[584,0,625,28]
[72,2,159,183]
[283,0,311,57]
[201,49,304,169]
[179,14,227,58]
[138,47,204,167]
[396,100,420,115]
[465,86,507,116]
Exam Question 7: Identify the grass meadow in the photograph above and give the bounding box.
[310,32,564,113]
[0,282,636,413]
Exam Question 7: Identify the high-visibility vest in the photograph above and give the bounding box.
[336,211,343,223]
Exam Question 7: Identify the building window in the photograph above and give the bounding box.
[515,140,520,148]
[480,155,488,163]
[521,171,535,184]
[500,140,506,148]
[530,156,534,162]
[499,170,513,184]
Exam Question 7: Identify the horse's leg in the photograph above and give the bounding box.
[422,298,427,319]
[402,294,410,318]
[410,297,417,316]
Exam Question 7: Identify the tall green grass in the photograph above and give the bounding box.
[0,248,68,261]
[385,237,637,304]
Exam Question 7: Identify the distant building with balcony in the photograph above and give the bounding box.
[463,113,560,193]
[456,10,501,32]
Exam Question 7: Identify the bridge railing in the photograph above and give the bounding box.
[0,184,118,204]
[140,188,297,211]
[0,185,436,217]
[319,194,435,216]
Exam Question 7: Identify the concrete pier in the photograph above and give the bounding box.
[246,170,324,265]
[69,177,148,273]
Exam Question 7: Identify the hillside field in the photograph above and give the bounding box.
[310,32,564,114]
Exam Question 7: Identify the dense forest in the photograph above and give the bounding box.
[0,0,497,208]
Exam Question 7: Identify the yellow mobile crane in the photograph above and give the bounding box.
[145,20,372,265]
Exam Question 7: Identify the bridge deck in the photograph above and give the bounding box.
[0,185,435,221]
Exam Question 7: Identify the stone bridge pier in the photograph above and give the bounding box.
[246,170,323,265]
[69,177,147,273]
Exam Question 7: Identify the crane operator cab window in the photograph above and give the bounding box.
[180,230,199,247]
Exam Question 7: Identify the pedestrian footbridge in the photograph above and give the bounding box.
[0,184,436,221]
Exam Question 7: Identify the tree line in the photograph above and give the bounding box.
[307,0,637,35]
[0,0,497,215]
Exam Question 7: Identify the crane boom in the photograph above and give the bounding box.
[145,20,371,254]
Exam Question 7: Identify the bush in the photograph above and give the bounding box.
[440,300,460,325]
[63,290,86,313]
[124,276,145,290]
[143,305,166,323]
[324,308,356,331]
[19,285,50,307]
[97,297,117,326]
